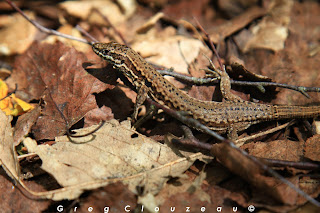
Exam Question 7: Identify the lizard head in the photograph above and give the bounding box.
[92,42,129,66]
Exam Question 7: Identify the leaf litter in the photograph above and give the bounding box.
[0,0,320,212]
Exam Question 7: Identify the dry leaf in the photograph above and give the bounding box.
[242,139,302,162]
[132,35,206,74]
[6,41,109,140]
[238,0,293,52]
[304,135,320,161]
[0,171,50,212]
[0,12,37,55]
[0,79,34,116]
[22,119,211,200]
[156,167,212,211]
[0,110,20,181]
[77,182,137,212]
[59,0,136,26]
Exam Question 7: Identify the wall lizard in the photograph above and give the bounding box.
[92,42,320,133]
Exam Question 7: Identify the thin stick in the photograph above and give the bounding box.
[157,69,320,98]
[0,84,17,101]
[193,17,224,70]
[75,25,99,43]
[235,122,291,146]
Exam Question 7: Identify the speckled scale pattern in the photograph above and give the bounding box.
[92,42,320,131]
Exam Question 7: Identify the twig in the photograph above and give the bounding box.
[261,158,320,170]
[0,84,18,101]
[235,122,292,146]
[193,17,224,70]
[75,25,99,43]
[157,69,320,97]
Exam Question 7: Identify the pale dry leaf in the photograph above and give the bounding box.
[0,110,20,181]
[59,0,135,26]
[240,0,294,52]
[117,0,137,18]
[132,35,206,74]
[23,119,211,200]
[0,12,37,55]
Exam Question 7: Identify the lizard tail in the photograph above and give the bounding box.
[273,105,320,119]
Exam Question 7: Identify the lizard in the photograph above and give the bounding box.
[92,41,320,134]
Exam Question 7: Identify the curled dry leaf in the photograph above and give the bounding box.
[0,110,20,181]
[229,62,272,82]
[0,79,34,116]
[6,41,110,140]
[22,119,211,201]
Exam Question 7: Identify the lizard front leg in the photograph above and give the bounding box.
[132,84,149,120]
[207,58,244,102]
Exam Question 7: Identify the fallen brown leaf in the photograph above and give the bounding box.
[78,182,137,212]
[0,169,50,212]
[7,41,110,140]
[242,139,302,162]
[304,135,320,161]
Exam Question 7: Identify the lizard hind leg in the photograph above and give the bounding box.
[227,122,252,142]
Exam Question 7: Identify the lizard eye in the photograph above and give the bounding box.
[145,80,152,87]
[101,49,109,55]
